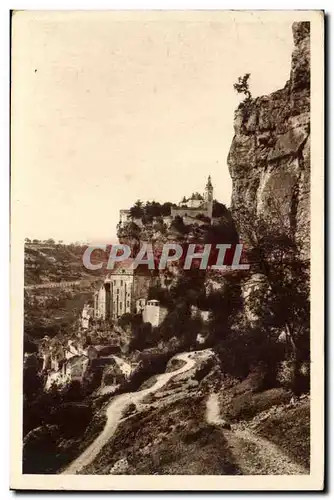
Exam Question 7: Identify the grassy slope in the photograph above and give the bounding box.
[254,399,310,468]
[80,395,240,475]
[218,374,310,469]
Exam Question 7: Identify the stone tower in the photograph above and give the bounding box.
[204,175,213,219]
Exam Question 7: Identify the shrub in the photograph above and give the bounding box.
[277,360,295,388]
[224,388,291,422]
[23,424,62,474]
[51,402,93,438]
[122,403,137,418]
[233,73,252,101]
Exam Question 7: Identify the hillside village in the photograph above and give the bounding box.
[25,176,237,396]
[23,22,311,477]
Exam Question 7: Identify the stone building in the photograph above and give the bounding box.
[142,299,168,328]
[94,259,150,321]
[118,176,214,229]
[170,176,214,221]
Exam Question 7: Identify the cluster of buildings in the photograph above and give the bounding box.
[93,176,216,328]
[35,180,217,390]
[38,335,132,391]
[119,176,214,229]
[93,260,168,328]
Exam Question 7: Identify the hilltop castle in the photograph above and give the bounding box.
[170,175,213,221]
[94,177,216,323]
[119,176,214,228]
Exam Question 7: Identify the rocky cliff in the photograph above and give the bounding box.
[228,22,310,258]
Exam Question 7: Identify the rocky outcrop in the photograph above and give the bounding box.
[228,22,310,258]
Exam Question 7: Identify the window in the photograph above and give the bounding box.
[116,289,119,295]
[121,280,123,286]
[127,301,130,307]
[120,302,122,310]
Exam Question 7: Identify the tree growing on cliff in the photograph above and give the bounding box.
[236,204,310,393]
[233,73,252,101]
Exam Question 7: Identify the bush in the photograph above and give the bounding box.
[122,403,137,418]
[255,400,310,469]
[216,327,284,385]
[50,402,93,438]
[277,360,295,388]
[23,424,63,474]
[277,360,310,395]
[224,388,291,422]
[195,214,210,223]
[117,351,171,394]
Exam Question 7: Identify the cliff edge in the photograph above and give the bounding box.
[228,22,310,258]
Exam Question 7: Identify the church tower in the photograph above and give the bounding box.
[204,175,213,219]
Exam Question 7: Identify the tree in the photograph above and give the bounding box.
[236,202,310,393]
[161,202,174,216]
[119,312,142,331]
[147,283,172,308]
[233,73,252,101]
[170,215,188,235]
[145,201,162,219]
[130,321,153,350]
[130,200,144,219]
[212,200,229,218]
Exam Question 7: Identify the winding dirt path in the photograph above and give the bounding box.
[63,352,195,475]
[206,393,308,475]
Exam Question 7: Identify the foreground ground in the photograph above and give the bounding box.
[62,349,309,475]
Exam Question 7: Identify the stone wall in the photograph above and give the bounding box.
[170,206,209,220]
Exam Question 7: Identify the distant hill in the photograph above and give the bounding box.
[24,242,108,286]
[24,242,109,347]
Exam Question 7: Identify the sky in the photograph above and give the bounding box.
[12,11,295,243]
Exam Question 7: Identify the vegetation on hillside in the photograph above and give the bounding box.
[24,241,107,285]
[129,200,176,220]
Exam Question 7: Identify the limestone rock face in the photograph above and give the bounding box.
[242,273,270,326]
[228,22,310,258]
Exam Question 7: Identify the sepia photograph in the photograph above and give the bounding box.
[10,10,324,491]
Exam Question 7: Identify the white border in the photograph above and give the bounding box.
[5,5,326,496]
